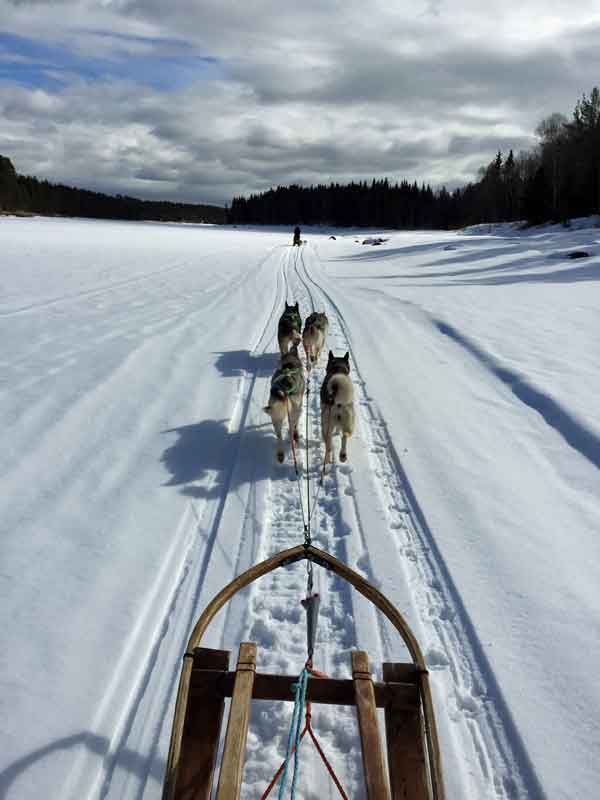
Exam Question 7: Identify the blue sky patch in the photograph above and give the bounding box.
[0,31,221,91]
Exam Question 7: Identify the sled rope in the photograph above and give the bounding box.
[260,555,348,800]
[286,397,308,533]
[260,687,349,800]
[307,371,327,515]
[275,667,309,800]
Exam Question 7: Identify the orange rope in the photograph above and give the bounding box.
[259,664,349,800]
[305,710,349,800]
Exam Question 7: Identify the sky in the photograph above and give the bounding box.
[1,1,599,207]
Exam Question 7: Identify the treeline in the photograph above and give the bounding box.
[230,180,462,229]
[229,86,600,229]
[0,155,226,223]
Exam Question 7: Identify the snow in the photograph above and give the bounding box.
[1,215,599,799]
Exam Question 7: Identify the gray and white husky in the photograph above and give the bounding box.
[277,302,302,356]
[302,311,329,369]
[320,351,355,464]
[264,345,305,463]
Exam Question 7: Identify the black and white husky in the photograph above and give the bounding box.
[320,351,354,464]
[302,311,329,369]
[264,345,305,463]
[277,302,302,356]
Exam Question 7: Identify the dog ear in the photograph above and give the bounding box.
[295,302,299,310]
[344,352,349,362]
[328,350,333,362]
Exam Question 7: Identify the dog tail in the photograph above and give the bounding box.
[327,377,339,403]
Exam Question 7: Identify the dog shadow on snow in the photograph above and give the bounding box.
[212,349,278,378]
[161,418,275,500]
[162,349,292,500]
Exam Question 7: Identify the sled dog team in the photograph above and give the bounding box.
[264,302,355,465]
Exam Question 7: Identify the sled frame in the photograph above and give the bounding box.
[162,544,445,800]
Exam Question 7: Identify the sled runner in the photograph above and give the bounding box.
[162,544,445,800]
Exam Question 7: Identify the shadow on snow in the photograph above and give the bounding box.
[435,320,600,471]
[161,349,282,500]
[212,349,278,378]
[0,732,165,799]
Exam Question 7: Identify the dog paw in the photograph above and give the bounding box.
[339,451,348,463]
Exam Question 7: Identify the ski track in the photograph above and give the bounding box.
[63,239,540,799]
[0,243,248,320]
[58,245,284,799]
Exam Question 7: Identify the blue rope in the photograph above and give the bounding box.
[290,669,309,798]
[278,668,310,800]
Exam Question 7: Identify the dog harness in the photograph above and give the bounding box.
[304,313,326,332]
[272,366,303,398]
[281,309,302,329]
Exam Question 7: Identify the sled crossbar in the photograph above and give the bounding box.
[170,644,430,800]
[191,647,421,708]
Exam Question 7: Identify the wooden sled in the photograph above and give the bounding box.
[162,544,445,800]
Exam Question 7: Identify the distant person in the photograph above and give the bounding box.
[293,226,301,246]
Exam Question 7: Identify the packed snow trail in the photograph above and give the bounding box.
[268,244,541,800]
[1,218,600,800]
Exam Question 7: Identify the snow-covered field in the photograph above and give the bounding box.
[1,216,599,800]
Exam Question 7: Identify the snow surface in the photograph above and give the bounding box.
[1,216,599,799]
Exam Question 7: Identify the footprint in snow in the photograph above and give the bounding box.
[425,647,450,669]
[456,691,482,716]
[438,604,456,622]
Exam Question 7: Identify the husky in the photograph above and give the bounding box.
[264,345,305,463]
[320,351,354,464]
[302,311,329,370]
[277,302,302,356]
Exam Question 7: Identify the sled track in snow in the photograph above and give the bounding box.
[296,243,544,800]
[232,246,373,798]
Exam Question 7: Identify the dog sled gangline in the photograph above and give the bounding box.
[162,543,445,800]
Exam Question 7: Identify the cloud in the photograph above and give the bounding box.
[0,0,597,205]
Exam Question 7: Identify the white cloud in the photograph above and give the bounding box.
[0,0,597,205]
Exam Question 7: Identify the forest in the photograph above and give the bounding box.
[229,87,600,228]
[0,157,226,224]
